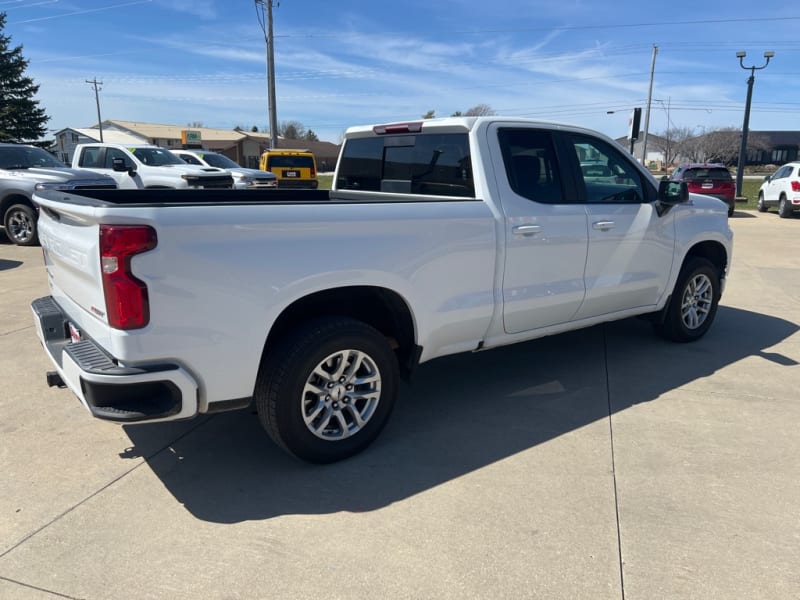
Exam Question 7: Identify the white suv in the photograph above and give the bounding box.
[758,162,800,218]
[171,149,277,189]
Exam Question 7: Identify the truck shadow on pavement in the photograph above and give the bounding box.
[122,306,798,523]
[0,259,23,271]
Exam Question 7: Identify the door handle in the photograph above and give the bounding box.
[512,224,542,237]
[592,220,615,231]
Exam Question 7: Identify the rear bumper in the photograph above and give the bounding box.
[31,296,199,423]
[277,179,318,189]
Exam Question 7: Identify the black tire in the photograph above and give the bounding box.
[778,195,792,219]
[728,204,735,217]
[653,257,721,343]
[757,192,768,213]
[4,203,39,246]
[255,316,399,463]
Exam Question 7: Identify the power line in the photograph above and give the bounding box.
[272,15,800,39]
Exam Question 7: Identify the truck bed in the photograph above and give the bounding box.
[58,188,333,206]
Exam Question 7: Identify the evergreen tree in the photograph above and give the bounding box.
[0,12,49,142]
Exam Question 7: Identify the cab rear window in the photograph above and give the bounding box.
[337,133,474,198]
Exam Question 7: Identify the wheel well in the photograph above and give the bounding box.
[686,241,728,280]
[1,194,34,220]
[265,286,419,378]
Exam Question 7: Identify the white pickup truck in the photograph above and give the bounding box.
[72,143,234,189]
[32,117,733,463]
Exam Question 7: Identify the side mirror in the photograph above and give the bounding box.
[763,175,771,183]
[658,179,688,204]
[112,157,136,177]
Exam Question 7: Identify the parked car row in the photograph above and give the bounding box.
[2,142,321,246]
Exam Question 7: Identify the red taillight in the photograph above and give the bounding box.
[99,225,157,330]
[311,163,316,177]
[792,181,800,192]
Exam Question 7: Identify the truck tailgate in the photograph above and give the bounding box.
[35,198,108,332]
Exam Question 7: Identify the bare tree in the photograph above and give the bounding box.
[279,120,306,140]
[681,127,770,165]
[464,104,495,116]
[652,126,696,167]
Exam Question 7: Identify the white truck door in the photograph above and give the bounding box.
[488,124,588,334]
[563,133,675,319]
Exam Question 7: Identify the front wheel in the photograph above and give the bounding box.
[757,192,768,213]
[653,257,721,343]
[255,317,399,463]
[4,203,39,246]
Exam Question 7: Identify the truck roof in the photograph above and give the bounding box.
[344,116,591,138]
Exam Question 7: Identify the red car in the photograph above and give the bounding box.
[670,163,736,216]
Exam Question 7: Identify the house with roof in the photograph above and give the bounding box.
[52,120,341,171]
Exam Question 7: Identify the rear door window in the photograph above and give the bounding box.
[337,133,474,197]
[496,128,564,204]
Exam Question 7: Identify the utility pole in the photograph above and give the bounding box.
[640,45,658,166]
[86,78,104,142]
[735,50,774,197]
[255,0,279,149]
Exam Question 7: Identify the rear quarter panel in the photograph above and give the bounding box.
[37,195,497,409]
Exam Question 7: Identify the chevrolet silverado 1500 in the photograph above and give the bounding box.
[31,117,733,463]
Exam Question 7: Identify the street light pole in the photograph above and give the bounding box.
[735,50,774,197]
[641,44,658,166]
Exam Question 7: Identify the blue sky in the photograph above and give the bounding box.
[5,0,800,143]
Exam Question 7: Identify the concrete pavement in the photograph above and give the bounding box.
[1,211,798,599]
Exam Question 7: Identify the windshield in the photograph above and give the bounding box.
[131,147,186,166]
[0,145,66,169]
[200,153,240,169]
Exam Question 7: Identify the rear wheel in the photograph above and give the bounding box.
[757,192,768,213]
[3,203,39,246]
[653,257,720,343]
[778,195,792,218]
[255,317,399,463]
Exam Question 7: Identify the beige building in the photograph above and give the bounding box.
[53,120,341,171]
